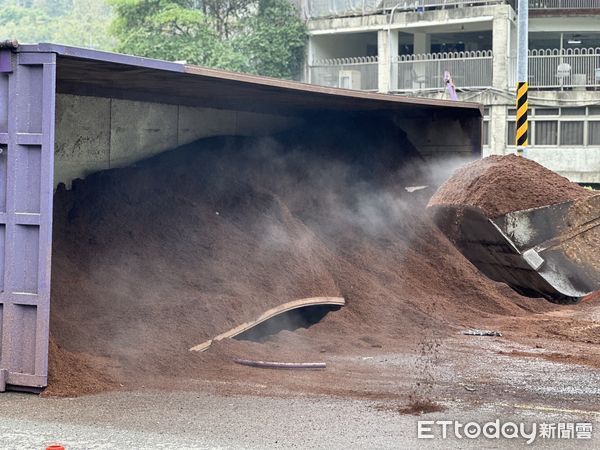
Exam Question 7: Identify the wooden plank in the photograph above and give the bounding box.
[189,296,345,352]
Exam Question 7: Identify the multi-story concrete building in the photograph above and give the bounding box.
[299,0,600,184]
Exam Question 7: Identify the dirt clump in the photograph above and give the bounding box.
[377,398,445,416]
[429,154,592,218]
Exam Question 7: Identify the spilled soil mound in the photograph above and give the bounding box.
[428,155,592,218]
[49,132,550,396]
[43,337,118,397]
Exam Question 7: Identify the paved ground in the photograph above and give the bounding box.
[1,388,599,449]
[3,303,600,449]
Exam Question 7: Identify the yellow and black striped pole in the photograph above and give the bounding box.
[516,0,528,156]
[516,81,528,155]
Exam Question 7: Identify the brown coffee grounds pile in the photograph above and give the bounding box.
[428,154,592,218]
[43,337,118,397]
[49,127,552,396]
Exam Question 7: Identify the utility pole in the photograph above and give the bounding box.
[516,0,528,156]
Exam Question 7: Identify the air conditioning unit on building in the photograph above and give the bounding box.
[338,70,361,90]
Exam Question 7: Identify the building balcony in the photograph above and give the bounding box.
[509,48,600,90]
[393,50,493,91]
[529,0,600,10]
[302,0,513,20]
[309,57,379,90]
[307,48,600,92]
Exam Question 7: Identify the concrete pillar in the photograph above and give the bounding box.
[492,12,511,90]
[509,19,517,59]
[487,104,508,156]
[377,29,392,93]
[412,32,430,90]
[413,32,430,54]
[306,38,314,84]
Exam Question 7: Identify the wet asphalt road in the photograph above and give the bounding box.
[1,389,599,449]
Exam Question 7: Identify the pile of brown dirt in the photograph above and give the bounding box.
[428,154,592,218]
[48,132,553,397]
[43,337,118,397]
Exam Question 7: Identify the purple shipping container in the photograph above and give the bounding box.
[0,42,482,392]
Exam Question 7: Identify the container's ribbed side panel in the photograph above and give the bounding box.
[0,50,55,392]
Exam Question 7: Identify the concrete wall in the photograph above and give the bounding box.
[54,94,299,188]
[527,148,600,184]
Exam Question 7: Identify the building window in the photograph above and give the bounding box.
[560,121,584,146]
[535,108,559,116]
[589,122,600,146]
[561,107,586,116]
[483,121,489,146]
[507,121,516,146]
[535,121,558,146]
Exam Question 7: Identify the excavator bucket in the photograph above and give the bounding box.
[429,194,600,303]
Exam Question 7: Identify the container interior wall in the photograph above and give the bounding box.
[54,94,302,188]
[55,93,481,188]
[400,114,481,160]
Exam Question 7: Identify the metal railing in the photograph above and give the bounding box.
[308,48,600,92]
[382,0,511,11]
[393,50,493,91]
[529,0,599,9]
[509,48,600,89]
[309,56,379,90]
[303,0,512,20]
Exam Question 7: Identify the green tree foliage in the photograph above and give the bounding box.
[0,0,307,79]
[109,0,307,79]
[235,0,307,78]
[0,0,114,49]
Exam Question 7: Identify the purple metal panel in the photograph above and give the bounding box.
[0,50,12,73]
[0,51,55,391]
[19,43,185,73]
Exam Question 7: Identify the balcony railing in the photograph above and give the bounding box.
[529,0,599,9]
[303,0,511,20]
[394,50,493,91]
[307,48,600,92]
[509,48,600,89]
[309,56,379,90]
[382,0,512,11]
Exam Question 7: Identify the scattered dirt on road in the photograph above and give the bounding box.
[376,398,445,416]
[400,398,446,416]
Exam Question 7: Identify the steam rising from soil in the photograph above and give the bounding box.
[47,120,553,397]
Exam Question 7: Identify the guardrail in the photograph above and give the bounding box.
[309,56,379,90]
[382,0,512,11]
[303,0,512,20]
[509,48,600,89]
[529,0,599,9]
[393,50,493,91]
[308,48,600,92]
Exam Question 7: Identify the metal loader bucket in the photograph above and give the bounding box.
[429,194,600,303]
